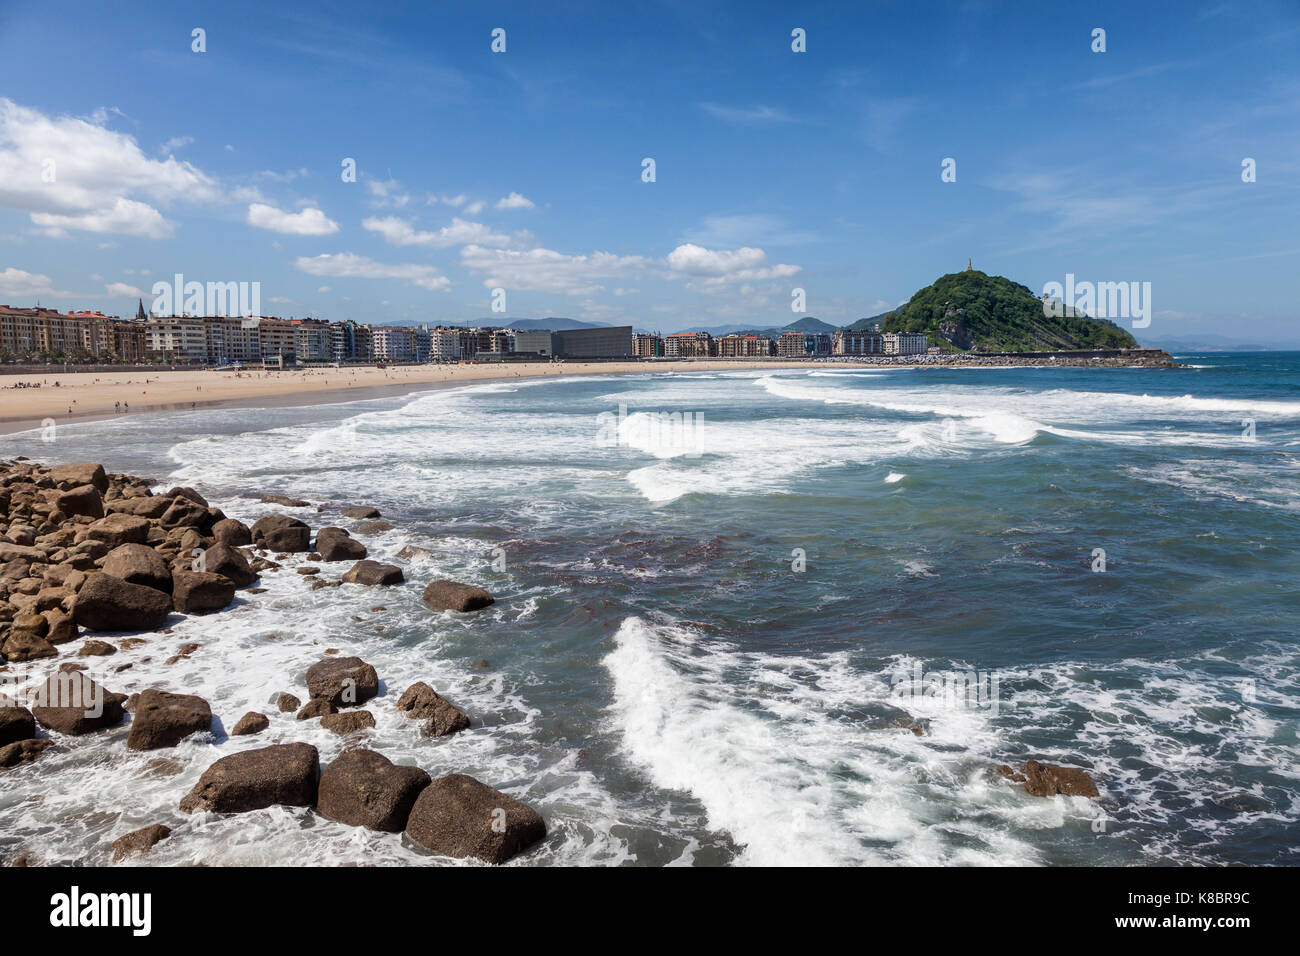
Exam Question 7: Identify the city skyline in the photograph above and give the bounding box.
[1,1,1298,344]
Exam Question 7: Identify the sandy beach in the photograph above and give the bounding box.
[0,361,820,435]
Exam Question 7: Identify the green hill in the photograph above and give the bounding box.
[851,271,1138,351]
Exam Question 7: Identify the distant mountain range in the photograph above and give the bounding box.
[481,279,1285,352]
[474,317,610,332]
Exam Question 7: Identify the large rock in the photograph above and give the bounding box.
[397,682,470,738]
[405,774,546,864]
[179,743,319,814]
[86,513,150,549]
[56,484,104,519]
[110,824,171,862]
[262,494,309,507]
[172,570,236,614]
[0,701,36,747]
[305,656,378,707]
[317,749,429,832]
[1020,760,1100,798]
[201,543,256,587]
[0,738,53,769]
[30,672,126,735]
[47,463,108,493]
[341,506,381,519]
[160,496,209,530]
[320,710,375,735]
[0,542,49,564]
[231,712,269,736]
[342,560,403,586]
[251,515,311,552]
[211,518,252,547]
[101,543,172,593]
[127,689,212,750]
[422,580,495,613]
[72,572,172,631]
[1,628,58,662]
[315,527,367,562]
[106,496,171,519]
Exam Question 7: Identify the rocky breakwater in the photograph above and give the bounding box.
[0,458,545,866]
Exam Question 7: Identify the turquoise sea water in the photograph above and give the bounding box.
[2,353,1297,866]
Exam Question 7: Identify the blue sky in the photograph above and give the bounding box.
[0,0,1297,344]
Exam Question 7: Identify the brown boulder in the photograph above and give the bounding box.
[342,560,403,586]
[422,580,495,613]
[72,572,172,631]
[30,672,126,735]
[405,774,546,864]
[87,513,150,549]
[1,629,58,662]
[397,682,470,738]
[172,570,236,614]
[314,527,367,562]
[101,543,172,593]
[127,689,212,750]
[261,494,310,507]
[56,484,104,519]
[231,712,269,736]
[77,639,116,657]
[320,710,376,735]
[198,543,256,587]
[341,506,381,519]
[305,656,378,707]
[106,496,171,519]
[318,749,429,832]
[251,515,311,552]
[211,518,253,547]
[0,738,53,769]
[47,463,108,493]
[160,496,209,529]
[1021,760,1100,798]
[296,698,336,720]
[276,693,301,713]
[179,742,320,814]
[0,702,36,747]
[110,824,171,862]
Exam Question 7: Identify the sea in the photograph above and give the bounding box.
[1,352,1297,866]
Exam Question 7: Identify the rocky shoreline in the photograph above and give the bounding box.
[1,456,1102,866]
[0,457,542,865]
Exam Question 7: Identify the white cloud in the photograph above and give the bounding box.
[0,266,74,298]
[460,244,649,296]
[316,286,331,293]
[158,135,193,156]
[464,200,485,215]
[105,281,144,297]
[294,252,450,291]
[700,103,800,125]
[0,98,220,238]
[247,202,340,236]
[366,177,411,208]
[666,243,800,283]
[363,215,513,248]
[495,191,535,210]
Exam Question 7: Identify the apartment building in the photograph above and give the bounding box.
[777,331,832,357]
[716,333,774,357]
[664,331,713,358]
[882,332,929,355]
[632,332,664,357]
[832,329,885,355]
